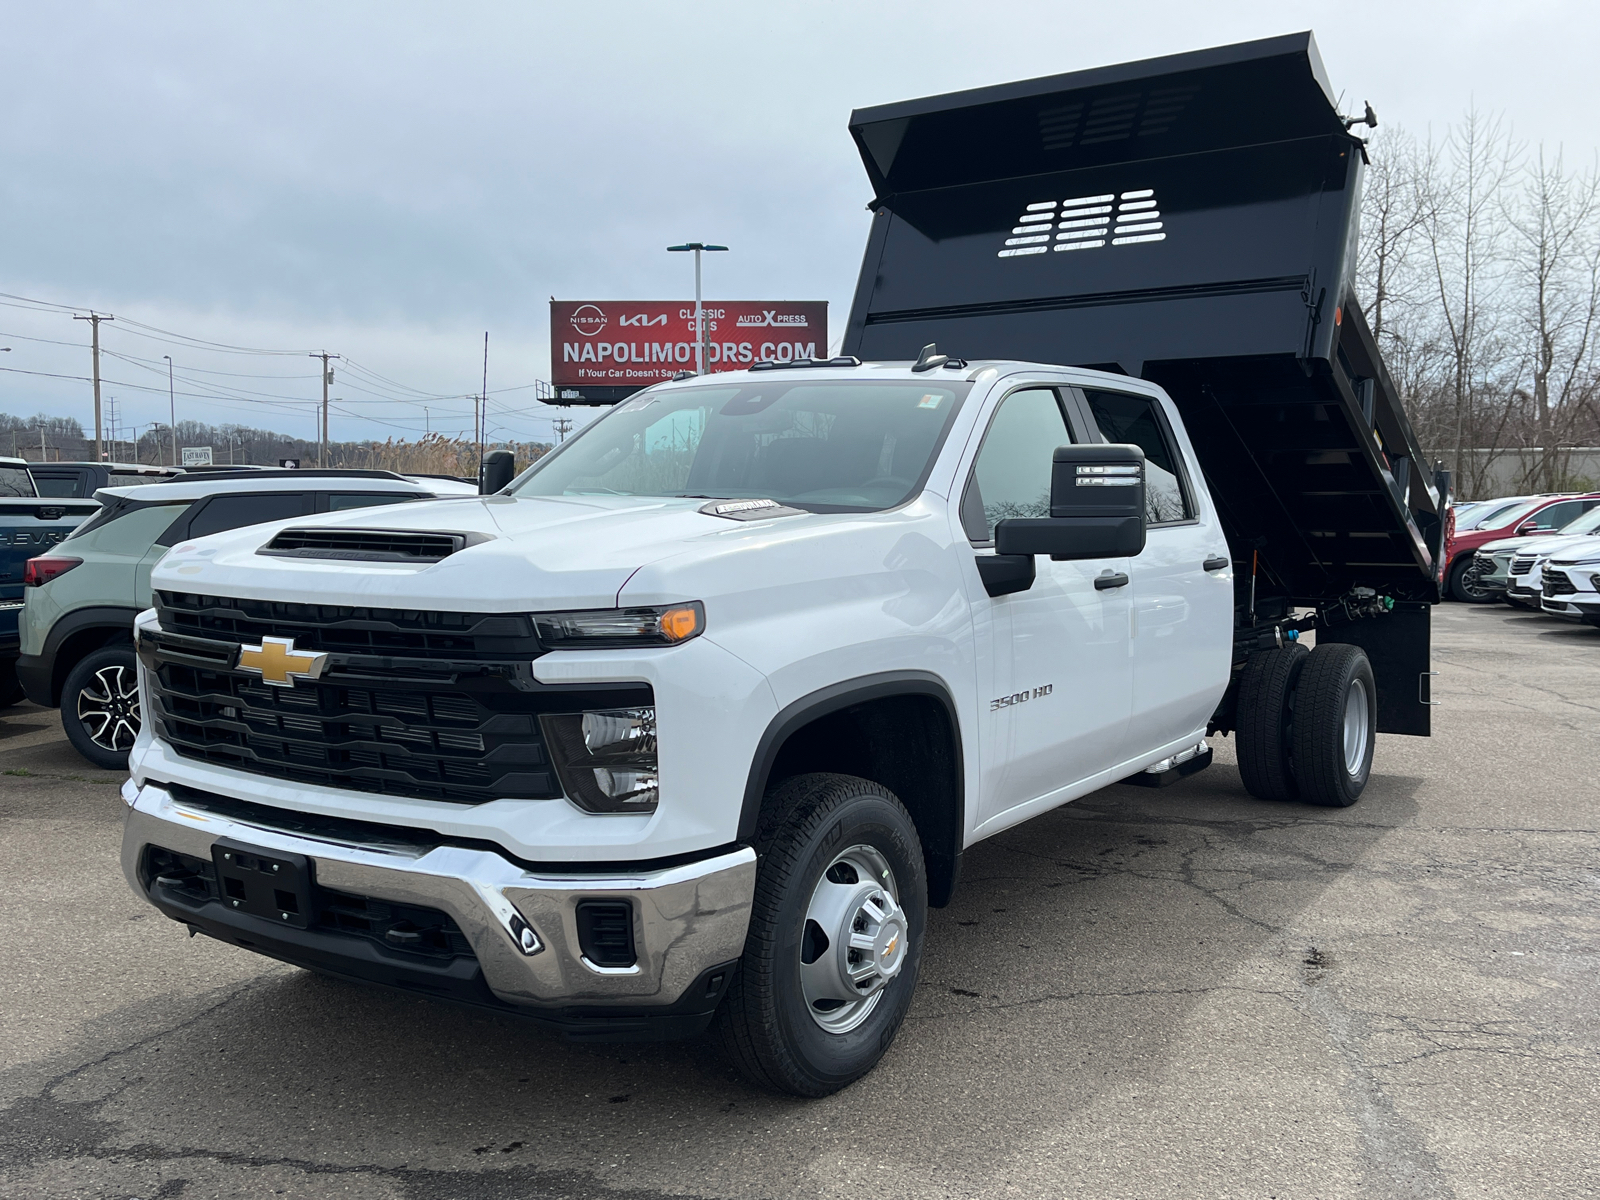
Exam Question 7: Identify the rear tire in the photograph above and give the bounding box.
[1235,643,1309,801]
[61,645,140,770]
[1291,644,1376,808]
[1448,556,1495,603]
[717,773,926,1097]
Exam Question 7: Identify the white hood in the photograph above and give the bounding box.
[150,493,843,611]
[1481,531,1600,558]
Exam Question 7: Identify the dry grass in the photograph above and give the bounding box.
[332,435,550,479]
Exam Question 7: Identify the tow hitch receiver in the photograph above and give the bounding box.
[211,839,315,930]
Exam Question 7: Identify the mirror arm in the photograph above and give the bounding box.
[976,553,1036,597]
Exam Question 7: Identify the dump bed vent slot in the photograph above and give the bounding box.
[259,528,473,563]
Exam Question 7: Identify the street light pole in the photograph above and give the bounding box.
[162,355,177,466]
[667,242,728,375]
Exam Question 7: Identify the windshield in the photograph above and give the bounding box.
[512,378,972,512]
[1470,499,1538,530]
[0,466,34,498]
[1557,507,1600,536]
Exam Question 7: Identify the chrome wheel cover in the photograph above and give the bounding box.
[799,844,908,1034]
[77,663,140,752]
[1342,676,1370,777]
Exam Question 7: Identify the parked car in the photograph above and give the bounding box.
[0,457,100,704]
[1442,493,1600,602]
[1473,506,1600,604]
[1541,545,1600,626]
[16,470,440,767]
[28,461,185,497]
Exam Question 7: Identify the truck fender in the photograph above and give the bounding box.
[739,670,966,907]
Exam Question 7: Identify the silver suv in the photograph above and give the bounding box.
[16,471,441,768]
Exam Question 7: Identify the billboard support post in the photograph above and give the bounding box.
[667,242,728,374]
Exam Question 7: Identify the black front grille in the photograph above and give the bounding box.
[261,527,469,563]
[146,593,651,805]
[143,845,474,960]
[1510,557,1534,575]
[157,591,541,660]
[1544,571,1578,597]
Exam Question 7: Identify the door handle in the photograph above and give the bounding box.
[1094,571,1130,590]
[1203,556,1231,572]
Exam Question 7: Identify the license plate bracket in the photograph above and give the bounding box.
[211,838,315,930]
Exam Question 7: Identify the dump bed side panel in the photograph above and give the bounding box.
[843,33,1444,607]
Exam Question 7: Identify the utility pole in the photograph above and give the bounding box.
[479,332,489,474]
[73,312,114,461]
[553,417,573,443]
[667,243,728,374]
[162,356,178,465]
[309,352,340,468]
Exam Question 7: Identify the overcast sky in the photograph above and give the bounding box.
[3,0,1598,451]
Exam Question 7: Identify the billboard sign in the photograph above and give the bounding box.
[550,300,827,391]
[181,446,213,467]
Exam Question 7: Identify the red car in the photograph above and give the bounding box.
[1445,493,1600,601]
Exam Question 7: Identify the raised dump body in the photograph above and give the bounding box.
[843,33,1446,602]
[841,32,1445,735]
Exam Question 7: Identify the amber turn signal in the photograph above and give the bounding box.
[658,605,703,642]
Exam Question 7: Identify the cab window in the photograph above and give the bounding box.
[325,492,420,511]
[1081,389,1193,524]
[961,388,1076,542]
[183,492,311,540]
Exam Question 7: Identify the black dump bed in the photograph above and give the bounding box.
[842,32,1448,612]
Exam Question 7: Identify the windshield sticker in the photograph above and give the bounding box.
[918,394,944,409]
[998,189,1166,258]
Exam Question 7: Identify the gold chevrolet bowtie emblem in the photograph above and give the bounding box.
[236,636,328,688]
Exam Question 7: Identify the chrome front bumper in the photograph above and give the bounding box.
[122,780,756,1020]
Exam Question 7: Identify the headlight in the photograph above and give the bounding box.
[540,707,659,814]
[533,602,703,648]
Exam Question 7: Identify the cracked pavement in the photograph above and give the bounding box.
[2,601,1597,1198]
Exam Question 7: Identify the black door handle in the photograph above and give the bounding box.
[1094,571,1130,590]
[1203,556,1231,571]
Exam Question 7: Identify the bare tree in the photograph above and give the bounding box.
[1505,147,1600,490]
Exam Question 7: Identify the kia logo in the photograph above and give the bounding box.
[569,304,608,337]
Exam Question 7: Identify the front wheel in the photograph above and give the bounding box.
[717,773,927,1097]
[1448,556,1495,603]
[61,645,141,770]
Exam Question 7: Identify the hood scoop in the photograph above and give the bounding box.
[698,498,807,522]
[258,527,491,563]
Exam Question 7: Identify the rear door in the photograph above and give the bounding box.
[961,385,1133,829]
[1077,386,1233,757]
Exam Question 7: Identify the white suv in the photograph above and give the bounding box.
[1541,546,1600,626]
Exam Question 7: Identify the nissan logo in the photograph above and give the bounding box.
[569,304,608,337]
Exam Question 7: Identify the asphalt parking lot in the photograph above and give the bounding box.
[2,602,1596,1200]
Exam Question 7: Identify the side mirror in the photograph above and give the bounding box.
[480,450,516,494]
[995,444,1148,560]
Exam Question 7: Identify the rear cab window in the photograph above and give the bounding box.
[0,466,35,498]
[1080,388,1194,524]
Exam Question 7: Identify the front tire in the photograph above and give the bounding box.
[1291,644,1376,807]
[1448,556,1495,603]
[0,661,24,709]
[717,773,927,1097]
[61,645,141,770]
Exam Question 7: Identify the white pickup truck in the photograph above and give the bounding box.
[120,35,1448,1096]
[128,354,1384,1095]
